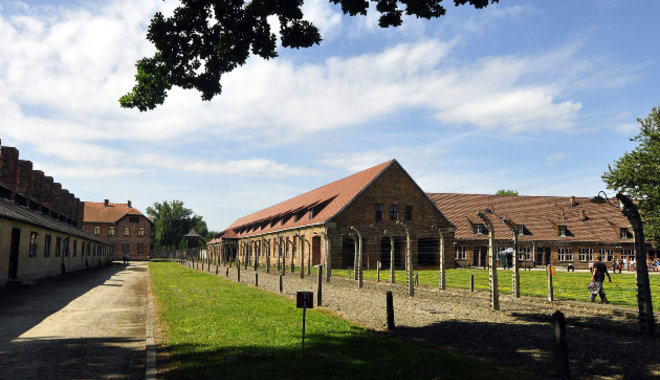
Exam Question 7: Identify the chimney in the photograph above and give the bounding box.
[104,199,109,207]
[42,176,54,211]
[31,170,45,205]
[569,196,577,207]
[579,209,587,221]
[0,146,19,193]
[16,159,33,197]
[127,200,132,208]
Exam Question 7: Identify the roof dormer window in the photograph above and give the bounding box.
[559,225,567,237]
[474,224,486,235]
[517,225,525,236]
[620,228,631,239]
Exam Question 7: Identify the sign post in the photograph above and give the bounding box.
[296,291,314,357]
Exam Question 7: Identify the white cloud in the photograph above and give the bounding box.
[545,153,572,166]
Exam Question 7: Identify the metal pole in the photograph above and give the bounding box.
[299,234,305,279]
[616,192,655,335]
[477,211,499,311]
[503,218,520,298]
[350,226,364,288]
[397,221,413,297]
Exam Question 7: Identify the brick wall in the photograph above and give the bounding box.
[331,161,455,269]
[115,215,152,260]
[0,143,81,226]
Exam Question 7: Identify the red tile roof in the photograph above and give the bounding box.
[224,160,395,238]
[83,201,145,223]
[427,193,632,244]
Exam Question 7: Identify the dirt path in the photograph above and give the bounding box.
[187,260,660,379]
[0,262,149,380]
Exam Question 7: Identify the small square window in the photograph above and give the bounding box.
[29,232,39,258]
[375,203,383,221]
[137,243,144,253]
[122,243,129,253]
[44,235,51,257]
[390,204,398,221]
[124,227,130,236]
[138,227,144,237]
[620,228,630,239]
[109,226,115,236]
[517,225,525,236]
[474,224,486,235]
[404,205,412,221]
[93,226,100,235]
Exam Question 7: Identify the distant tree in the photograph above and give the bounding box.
[602,106,660,247]
[495,189,518,196]
[146,200,211,250]
[120,0,499,111]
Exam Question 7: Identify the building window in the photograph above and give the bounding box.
[64,238,69,257]
[44,235,51,257]
[73,240,77,257]
[375,203,383,221]
[600,249,614,262]
[93,226,100,235]
[474,224,486,235]
[404,205,412,221]
[389,204,398,221]
[29,232,38,258]
[456,246,466,260]
[578,248,594,262]
[87,243,91,256]
[137,243,144,253]
[519,247,531,261]
[138,227,144,237]
[124,227,130,236]
[109,226,115,236]
[517,225,525,236]
[129,215,139,223]
[122,243,129,253]
[558,225,567,237]
[558,247,573,261]
[55,237,62,257]
[620,228,630,239]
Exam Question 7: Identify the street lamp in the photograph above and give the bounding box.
[477,208,499,311]
[432,225,456,291]
[396,220,413,297]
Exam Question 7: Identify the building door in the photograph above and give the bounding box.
[311,236,321,265]
[9,228,21,279]
[535,247,551,266]
[472,246,487,267]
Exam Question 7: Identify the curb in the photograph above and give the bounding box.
[146,266,157,380]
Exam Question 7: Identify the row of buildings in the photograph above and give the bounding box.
[0,140,151,288]
[208,160,657,270]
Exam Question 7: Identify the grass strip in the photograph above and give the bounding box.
[150,261,521,380]
[331,267,660,310]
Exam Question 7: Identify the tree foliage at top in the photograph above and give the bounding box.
[146,200,215,250]
[495,189,518,196]
[120,0,499,111]
[602,106,660,247]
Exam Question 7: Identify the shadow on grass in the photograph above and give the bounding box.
[392,314,660,379]
[158,328,520,380]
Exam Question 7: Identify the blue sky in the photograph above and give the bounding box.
[1,0,658,231]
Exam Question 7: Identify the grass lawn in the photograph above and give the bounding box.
[150,261,522,380]
[329,266,660,310]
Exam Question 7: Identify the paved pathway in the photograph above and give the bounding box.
[0,262,150,380]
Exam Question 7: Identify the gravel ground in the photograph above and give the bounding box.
[184,261,660,379]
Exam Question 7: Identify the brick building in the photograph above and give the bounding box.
[208,160,456,271]
[82,200,152,261]
[1,139,112,287]
[427,193,651,270]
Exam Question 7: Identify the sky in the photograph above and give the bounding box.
[1,0,659,232]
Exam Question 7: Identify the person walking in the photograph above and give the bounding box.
[590,255,612,303]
